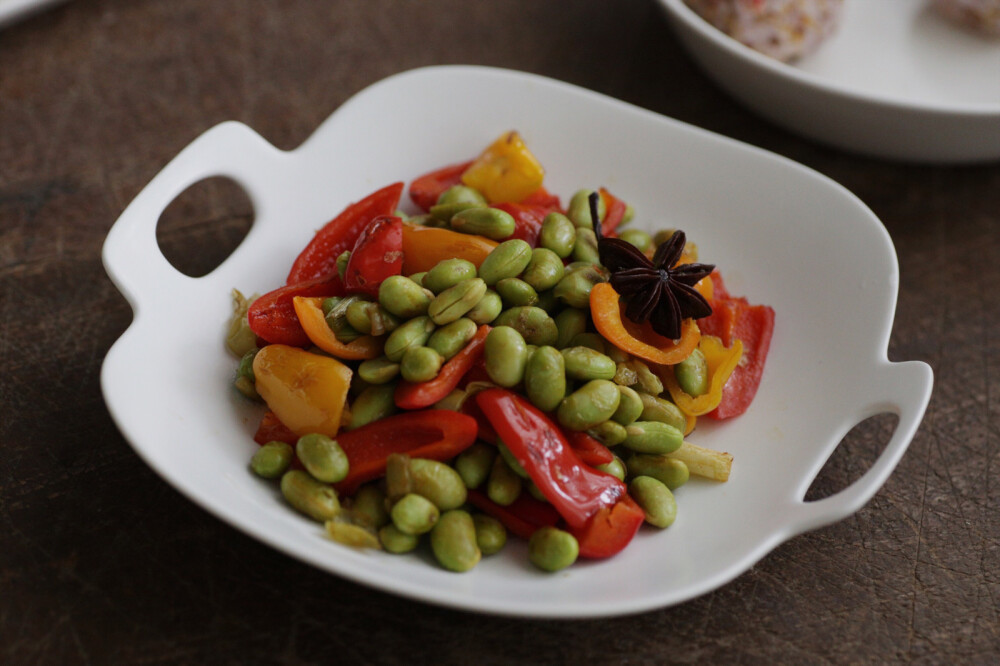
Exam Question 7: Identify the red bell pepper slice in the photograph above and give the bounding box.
[466,490,561,540]
[408,160,473,212]
[699,271,775,420]
[598,187,627,237]
[475,388,625,529]
[519,186,562,211]
[490,202,551,246]
[253,410,298,446]
[569,494,645,559]
[342,215,404,297]
[286,182,403,284]
[564,431,614,467]
[332,410,478,495]
[459,397,497,443]
[247,273,343,347]
[394,325,491,410]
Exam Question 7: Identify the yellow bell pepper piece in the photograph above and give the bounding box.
[460,131,545,203]
[293,296,382,360]
[662,335,743,416]
[253,344,352,438]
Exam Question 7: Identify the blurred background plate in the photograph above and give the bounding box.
[660,0,1000,163]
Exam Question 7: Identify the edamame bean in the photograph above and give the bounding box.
[588,420,627,446]
[478,239,532,286]
[321,296,342,315]
[496,277,539,307]
[336,251,351,281]
[522,248,565,291]
[409,458,468,510]
[484,326,528,388]
[357,356,401,384]
[492,306,558,346]
[400,345,444,382]
[408,271,427,287]
[538,212,577,258]
[567,189,605,228]
[391,493,440,535]
[423,258,478,294]
[526,480,548,502]
[383,316,435,362]
[437,184,488,207]
[629,476,677,528]
[385,452,412,501]
[455,442,496,489]
[606,346,629,363]
[379,275,432,318]
[430,200,486,222]
[434,389,467,412]
[497,441,528,479]
[569,332,606,354]
[450,207,516,240]
[345,299,375,334]
[553,266,607,308]
[250,441,293,479]
[535,288,558,314]
[619,228,652,252]
[473,514,507,556]
[622,421,684,454]
[612,385,644,425]
[561,346,616,381]
[487,454,522,506]
[674,349,709,397]
[571,227,601,264]
[428,278,487,325]
[528,527,579,572]
[524,346,567,412]
[431,510,481,572]
[427,317,477,360]
[638,392,688,432]
[622,359,663,395]
[325,521,381,549]
[281,470,341,522]
[350,483,389,528]
[379,524,420,553]
[596,455,627,481]
[325,296,364,342]
[613,362,638,386]
[296,433,350,483]
[554,308,588,349]
[348,384,398,430]
[557,380,621,431]
[626,454,690,490]
[466,289,502,325]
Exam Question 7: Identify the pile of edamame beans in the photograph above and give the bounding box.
[247,185,713,573]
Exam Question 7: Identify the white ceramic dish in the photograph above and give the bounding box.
[0,0,64,27]
[102,66,933,618]
[660,0,1000,163]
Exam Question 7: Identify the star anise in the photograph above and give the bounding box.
[590,192,714,340]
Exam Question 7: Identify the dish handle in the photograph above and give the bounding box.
[102,121,282,306]
[787,359,933,535]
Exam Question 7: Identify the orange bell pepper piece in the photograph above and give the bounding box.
[400,223,498,273]
[252,344,352,437]
[662,335,743,416]
[460,131,545,203]
[590,282,701,365]
[292,297,382,360]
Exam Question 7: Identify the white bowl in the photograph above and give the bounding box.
[102,66,933,618]
[660,0,1000,163]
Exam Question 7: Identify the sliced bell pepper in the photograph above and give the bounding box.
[564,430,615,467]
[409,160,473,212]
[395,325,491,410]
[590,282,701,366]
[459,396,497,443]
[475,388,625,529]
[248,274,344,347]
[252,344,352,438]
[569,493,645,559]
[598,188,627,237]
[342,215,404,297]
[466,489,561,540]
[490,202,549,246]
[662,335,743,416]
[253,410,298,446]
[460,131,545,204]
[400,223,498,273]
[291,297,382,360]
[519,186,562,211]
[332,410,478,495]
[286,182,403,284]
[703,301,775,420]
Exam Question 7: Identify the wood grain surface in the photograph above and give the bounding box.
[1,1,997,663]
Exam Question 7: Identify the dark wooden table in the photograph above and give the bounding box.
[2,1,998,663]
